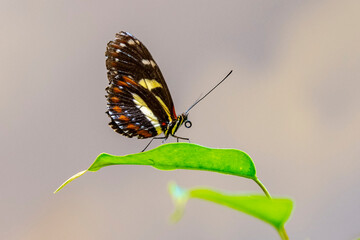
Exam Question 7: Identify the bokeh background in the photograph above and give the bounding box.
[1,0,359,239]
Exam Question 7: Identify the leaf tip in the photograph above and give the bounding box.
[53,170,88,194]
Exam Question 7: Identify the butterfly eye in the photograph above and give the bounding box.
[184,120,192,128]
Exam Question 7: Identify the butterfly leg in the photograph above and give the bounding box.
[173,135,190,143]
[142,136,167,152]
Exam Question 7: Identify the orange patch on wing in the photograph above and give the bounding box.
[123,76,137,86]
[109,43,120,49]
[112,86,122,93]
[172,106,177,118]
[112,106,122,113]
[127,124,139,130]
[110,96,120,103]
[116,80,128,87]
[119,115,129,121]
[137,130,152,138]
[109,51,118,57]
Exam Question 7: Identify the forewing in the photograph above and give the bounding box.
[105,32,175,139]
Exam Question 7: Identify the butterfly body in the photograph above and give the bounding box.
[105,31,188,140]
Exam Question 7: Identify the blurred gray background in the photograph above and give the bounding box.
[1,0,359,239]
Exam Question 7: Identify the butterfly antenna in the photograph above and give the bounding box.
[186,70,233,114]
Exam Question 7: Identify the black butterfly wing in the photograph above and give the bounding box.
[105,31,176,139]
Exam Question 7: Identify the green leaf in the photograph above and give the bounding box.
[54,143,267,195]
[169,183,293,238]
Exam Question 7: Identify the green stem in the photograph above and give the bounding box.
[277,226,289,240]
[253,178,271,199]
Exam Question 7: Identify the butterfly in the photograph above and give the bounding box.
[105,31,231,150]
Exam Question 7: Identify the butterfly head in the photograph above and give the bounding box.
[178,112,192,129]
[182,113,192,129]
[166,113,192,137]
